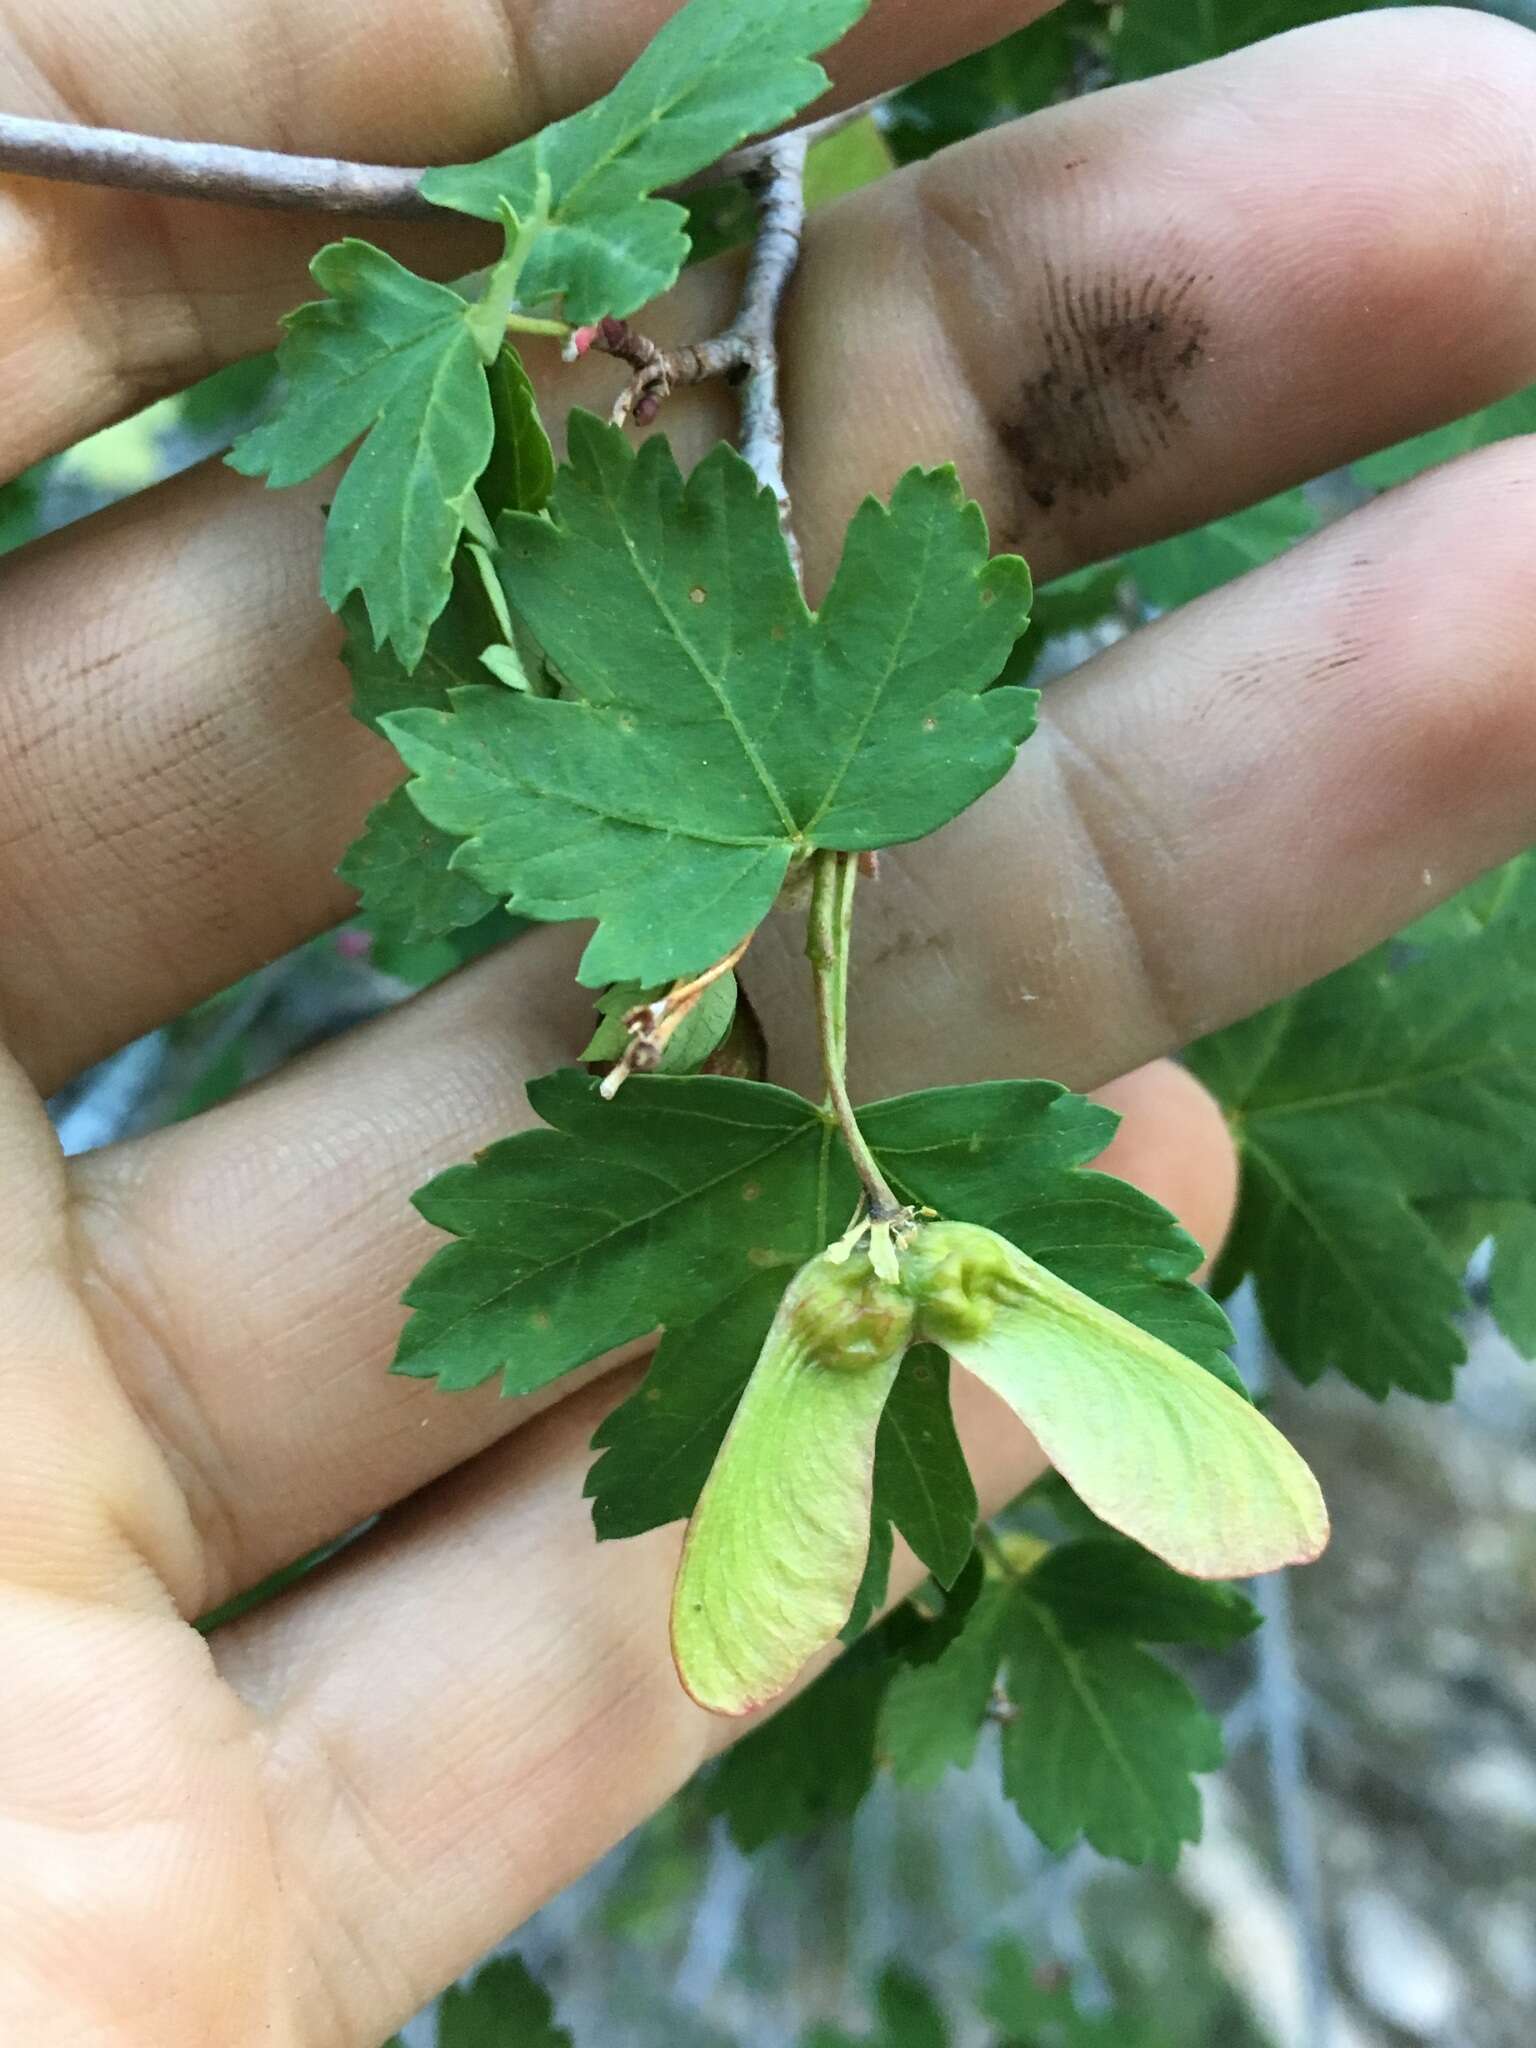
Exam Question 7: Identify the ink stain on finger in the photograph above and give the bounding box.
[999,260,1212,518]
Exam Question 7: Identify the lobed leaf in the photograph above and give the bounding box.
[336,488,529,950]
[882,1536,1241,1867]
[229,240,527,668]
[395,1070,847,1394]
[1189,856,1536,1395]
[338,785,498,947]
[997,1589,1221,1868]
[1027,1538,1260,1648]
[868,1345,977,1589]
[421,0,870,321]
[384,422,1034,986]
[880,1583,1007,1787]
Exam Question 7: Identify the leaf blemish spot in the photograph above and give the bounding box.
[689,585,708,604]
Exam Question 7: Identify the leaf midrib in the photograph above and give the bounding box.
[597,468,802,840]
[545,23,817,227]
[1241,1041,1536,1126]
[801,520,933,835]
[1242,1136,1456,1384]
[1016,1592,1172,1846]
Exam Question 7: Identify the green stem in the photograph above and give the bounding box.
[504,313,572,340]
[808,850,903,1221]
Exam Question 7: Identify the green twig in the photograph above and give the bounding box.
[808,850,902,1221]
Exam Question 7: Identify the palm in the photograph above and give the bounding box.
[5,1,1536,2040]
[0,1063,285,2038]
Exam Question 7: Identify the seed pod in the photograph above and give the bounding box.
[904,1220,1328,1580]
[671,1250,914,1715]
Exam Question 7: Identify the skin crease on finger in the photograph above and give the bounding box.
[6,8,1536,1091]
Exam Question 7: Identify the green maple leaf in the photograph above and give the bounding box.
[581,1075,1230,1534]
[1026,1538,1259,1648]
[229,0,865,664]
[338,786,497,948]
[704,1632,891,1850]
[395,1071,853,1394]
[421,0,870,322]
[999,1590,1221,1868]
[884,1539,1239,1868]
[341,566,498,736]
[477,344,556,524]
[839,1511,897,1642]
[384,420,1035,986]
[229,238,531,669]
[1188,858,1536,1397]
[336,388,546,950]
[871,1348,977,1588]
[878,1581,1007,1787]
[840,1346,977,1638]
[433,1956,571,2048]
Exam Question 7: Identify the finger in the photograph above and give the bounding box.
[8,7,1536,1087]
[0,0,1048,471]
[72,434,1536,1604]
[1089,1060,1238,1285]
[207,1056,1235,2042]
[781,2,1536,579]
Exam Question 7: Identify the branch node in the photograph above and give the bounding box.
[597,934,752,1099]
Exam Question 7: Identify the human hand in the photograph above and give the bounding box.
[3,2,1535,2039]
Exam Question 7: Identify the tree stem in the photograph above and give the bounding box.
[0,113,436,216]
[0,101,871,222]
[809,851,902,1220]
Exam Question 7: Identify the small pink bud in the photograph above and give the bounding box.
[569,325,600,358]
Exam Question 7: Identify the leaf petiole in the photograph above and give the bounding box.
[505,313,573,340]
[808,849,903,1221]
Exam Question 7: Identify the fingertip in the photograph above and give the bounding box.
[1089,1057,1240,1279]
